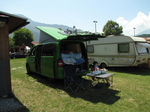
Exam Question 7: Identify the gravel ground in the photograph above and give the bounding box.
[0,97,28,112]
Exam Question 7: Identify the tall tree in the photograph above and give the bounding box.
[9,36,14,48]
[13,28,33,46]
[103,20,123,36]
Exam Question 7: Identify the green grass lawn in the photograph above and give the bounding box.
[10,58,150,112]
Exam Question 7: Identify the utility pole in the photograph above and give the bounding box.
[133,27,136,37]
[93,21,98,33]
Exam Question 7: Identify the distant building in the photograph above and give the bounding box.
[32,42,39,45]
[143,37,150,44]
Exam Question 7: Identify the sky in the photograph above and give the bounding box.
[1,0,150,36]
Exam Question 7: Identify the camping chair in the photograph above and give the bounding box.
[64,65,85,93]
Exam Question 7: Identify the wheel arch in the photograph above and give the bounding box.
[99,60,109,68]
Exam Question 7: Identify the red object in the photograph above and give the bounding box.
[96,67,100,71]
[58,60,63,67]
[91,66,100,71]
[91,67,95,71]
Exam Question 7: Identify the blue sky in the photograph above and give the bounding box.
[1,0,150,35]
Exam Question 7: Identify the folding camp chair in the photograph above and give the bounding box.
[64,65,85,93]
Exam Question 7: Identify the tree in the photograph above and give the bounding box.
[9,36,14,48]
[103,20,123,36]
[136,34,150,37]
[13,28,33,46]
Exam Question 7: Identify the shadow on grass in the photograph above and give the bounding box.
[108,67,150,76]
[0,93,29,112]
[27,73,120,105]
[65,80,120,104]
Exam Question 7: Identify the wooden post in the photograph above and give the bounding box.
[0,24,12,96]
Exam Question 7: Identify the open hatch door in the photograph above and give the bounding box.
[36,26,102,43]
[67,34,101,41]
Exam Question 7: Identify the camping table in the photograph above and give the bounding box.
[86,73,115,87]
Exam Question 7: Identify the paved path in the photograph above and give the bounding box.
[0,97,28,112]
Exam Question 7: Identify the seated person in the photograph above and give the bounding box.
[91,61,101,74]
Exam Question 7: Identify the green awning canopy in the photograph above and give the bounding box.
[36,26,68,40]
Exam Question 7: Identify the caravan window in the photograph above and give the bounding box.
[118,43,129,53]
[87,45,94,53]
[41,44,55,56]
[136,43,149,54]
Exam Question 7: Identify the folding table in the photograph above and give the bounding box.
[86,73,114,87]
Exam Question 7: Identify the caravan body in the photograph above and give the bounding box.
[87,36,150,68]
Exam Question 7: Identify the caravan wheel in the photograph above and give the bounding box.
[100,63,107,68]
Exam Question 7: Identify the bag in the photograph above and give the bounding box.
[62,58,76,65]
[70,52,82,59]
[61,53,71,58]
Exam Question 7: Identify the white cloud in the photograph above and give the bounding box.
[116,12,150,36]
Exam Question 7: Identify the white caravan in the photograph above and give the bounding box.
[86,35,150,68]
